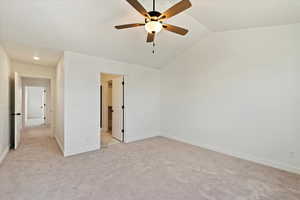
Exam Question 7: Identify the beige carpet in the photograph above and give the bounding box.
[0,127,300,200]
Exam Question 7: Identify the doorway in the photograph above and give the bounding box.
[100,73,125,147]
[11,75,52,149]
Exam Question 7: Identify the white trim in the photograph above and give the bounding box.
[125,131,160,143]
[18,74,55,138]
[54,134,64,155]
[100,73,127,145]
[0,146,9,165]
[64,144,100,157]
[165,135,300,175]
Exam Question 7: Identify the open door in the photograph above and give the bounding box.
[13,72,22,149]
[26,87,46,126]
[112,76,124,142]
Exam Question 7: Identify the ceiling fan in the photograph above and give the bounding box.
[115,0,192,43]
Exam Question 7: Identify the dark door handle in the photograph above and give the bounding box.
[12,113,22,116]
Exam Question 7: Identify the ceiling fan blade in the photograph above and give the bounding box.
[115,23,145,29]
[146,32,155,43]
[159,0,192,20]
[163,24,188,35]
[126,0,149,18]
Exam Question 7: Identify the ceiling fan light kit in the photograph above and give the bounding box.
[115,0,192,44]
[145,21,163,33]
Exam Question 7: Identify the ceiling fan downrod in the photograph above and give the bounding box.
[152,0,155,54]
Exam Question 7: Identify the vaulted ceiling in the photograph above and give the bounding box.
[0,0,299,68]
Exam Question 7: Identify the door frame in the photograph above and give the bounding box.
[100,72,127,143]
[12,73,55,138]
[11,72,22,149]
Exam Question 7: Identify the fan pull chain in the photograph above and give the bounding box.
[152,42,155,54]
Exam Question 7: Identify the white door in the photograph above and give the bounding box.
[27,87,45,121]
[112,77,123,141]
[14,72,22,149]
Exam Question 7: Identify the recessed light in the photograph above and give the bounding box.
[33,56,40,60]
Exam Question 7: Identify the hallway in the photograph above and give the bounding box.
[18,127,60,156]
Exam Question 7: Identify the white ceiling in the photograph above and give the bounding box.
[3,41,62,67]
[0,0,299,68]
[189,0,300,32]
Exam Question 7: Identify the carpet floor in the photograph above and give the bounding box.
[0,127,300,200]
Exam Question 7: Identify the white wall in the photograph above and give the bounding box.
[55,56,65,153]
[161,23,300,174]
[62,52,160,156]
[0,46,11,164]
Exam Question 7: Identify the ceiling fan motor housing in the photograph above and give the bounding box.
[146,11,162,22]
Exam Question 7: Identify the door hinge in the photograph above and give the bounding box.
[121,129,124,133]
[122,105,124,109]
[122,81,124,85]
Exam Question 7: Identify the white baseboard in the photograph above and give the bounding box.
[64,144,100,157]
[54,134,64,155]
[125,131,160,143]
[0,146,9,165]
[165,135,300,175]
